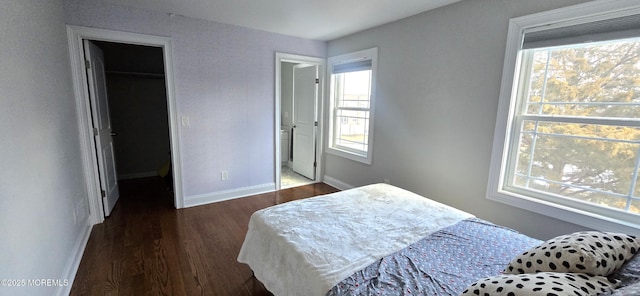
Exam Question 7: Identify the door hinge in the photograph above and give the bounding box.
[93,128,99,136]
[101,190,106,198]
[315,78,319,84]
[85,60,91,69]
[314,161,317,168]
[314,121,318,127]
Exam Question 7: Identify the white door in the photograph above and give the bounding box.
[292,65,318,180]
[84,40,120,217]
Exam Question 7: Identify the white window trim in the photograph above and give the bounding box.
[487,0,640,234]
[327,48,378,165]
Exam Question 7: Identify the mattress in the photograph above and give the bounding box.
[237,183,473,296]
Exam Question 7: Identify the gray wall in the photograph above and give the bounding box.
[324,0,594,240]
[64,0,327,200]
[0,0,89,295]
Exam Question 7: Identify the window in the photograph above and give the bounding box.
[488,2,640,232]
[327,48,377,164]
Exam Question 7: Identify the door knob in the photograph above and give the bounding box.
[110,132,118,137]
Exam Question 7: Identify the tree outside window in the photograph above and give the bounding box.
[510,39,640,215]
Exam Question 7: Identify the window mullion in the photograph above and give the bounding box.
[335,106,370,112]
[627,146,640,211]
[537,49,551,116]
[519,115,640,128]
[525,120,540,188]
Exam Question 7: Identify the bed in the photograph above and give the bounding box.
[237,183,640,296]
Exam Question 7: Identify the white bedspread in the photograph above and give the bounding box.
[237,183,474,296]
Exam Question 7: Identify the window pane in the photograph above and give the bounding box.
[335,109,369,152]
[336,70,371,109]
[514,120,640,211]
[523,39,640,119]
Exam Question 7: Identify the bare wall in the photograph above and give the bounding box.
[0,0,90,295]
[324,0,594,239]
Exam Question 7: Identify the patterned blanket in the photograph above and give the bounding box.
[327,218,542,296]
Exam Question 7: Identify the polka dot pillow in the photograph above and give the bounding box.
[504,231,639,276]
[460,272,618,296]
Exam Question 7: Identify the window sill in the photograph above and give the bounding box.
[487,189,640,235]
[326,147,372,165]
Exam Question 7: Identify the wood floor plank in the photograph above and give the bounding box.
[69,177,339,295]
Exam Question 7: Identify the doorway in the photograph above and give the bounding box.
[91,40,172,215]
[275,53,325,189]
[67,26,183,225]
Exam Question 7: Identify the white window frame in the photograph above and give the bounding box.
[327,48,378,165]
[487,0,640,234]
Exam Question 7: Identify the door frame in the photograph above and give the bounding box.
[275,53,325,190]
[67,25,184,225]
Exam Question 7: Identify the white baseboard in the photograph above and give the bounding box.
[183,183,276,208]
[322,175,354,190]
[117,171,158,180]
[56,221,92,296]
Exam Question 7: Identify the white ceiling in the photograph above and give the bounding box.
[103,0,462,41]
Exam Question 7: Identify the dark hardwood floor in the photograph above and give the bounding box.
[70,177,339,296]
